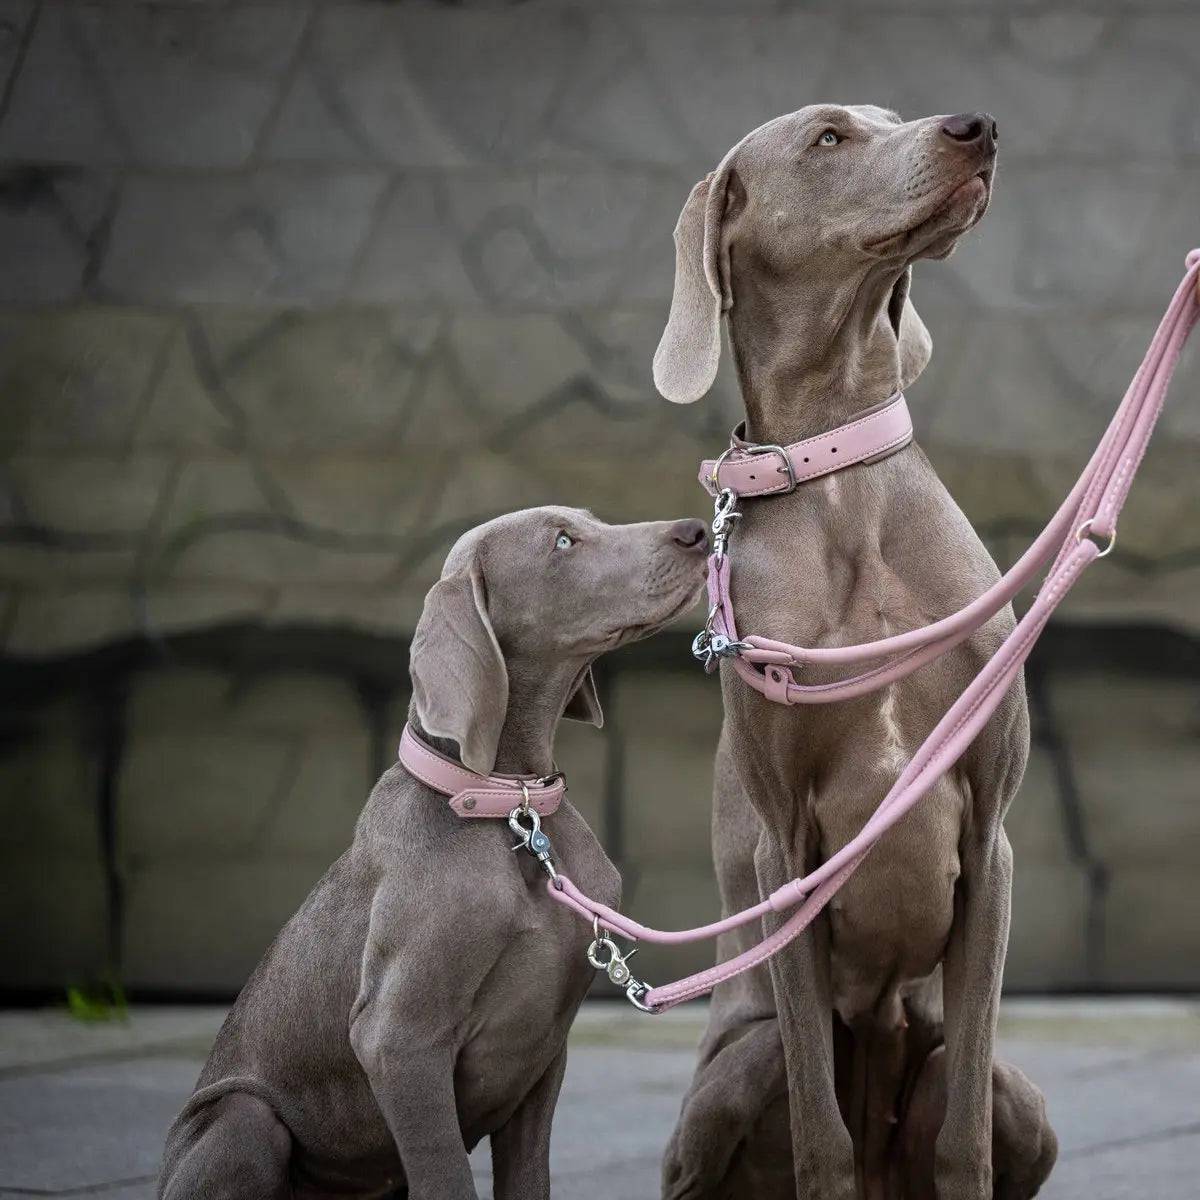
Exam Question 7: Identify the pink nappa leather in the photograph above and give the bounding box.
[397,724,564,818]
[698,392,913,497]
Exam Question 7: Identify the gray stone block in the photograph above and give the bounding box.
[351,168,682,309]
[3,585,138,656]
[0,855,108,989]
[4,453,172,536]
[182,308,442,452]
[100,171,389,304]
[0,695,110,989]
[947,164,1200,314]
[1103,867,1200,988]
[0,3,306,167]
[1007,862,1090,990]
[614,673,723,869]
[271,4,583,167]
[0,170,96,304]
[121,857,340,991]
[0,308,176,452]
[0,2,35,97]
[0,4,129,164]
[119,669,369,861]
[1052,676,1200,866]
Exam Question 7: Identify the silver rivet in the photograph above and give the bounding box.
[463,797,476,811]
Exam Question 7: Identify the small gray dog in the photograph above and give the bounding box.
[158,506,708,1200]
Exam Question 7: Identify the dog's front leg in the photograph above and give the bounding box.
[756,831,857,1200]
[935,823,1014,1200]
[351,960,478,1200]
[489,1046,568,1200]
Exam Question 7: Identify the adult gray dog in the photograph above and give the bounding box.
[654,107,1057,1199]
[158,506,708,1200]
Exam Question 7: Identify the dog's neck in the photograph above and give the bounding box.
[728,264,905,445]
[492,660,584,776]
[412,659,585,779]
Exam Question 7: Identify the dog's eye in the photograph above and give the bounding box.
[554,532,575,551]
[816,129,842,147]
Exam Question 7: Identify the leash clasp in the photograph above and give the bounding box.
[710,488,741,560]
[586,919,659,1011]
[509,805,559,884]
[692,602,750,674]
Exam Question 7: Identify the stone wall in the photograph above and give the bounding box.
[1,0,1198,995]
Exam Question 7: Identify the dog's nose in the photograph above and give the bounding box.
[668,519,709,554]
[940,112,997,150]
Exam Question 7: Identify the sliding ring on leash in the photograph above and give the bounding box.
[1075,517,1116,558]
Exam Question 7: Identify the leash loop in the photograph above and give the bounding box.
[1075,517,1116,558]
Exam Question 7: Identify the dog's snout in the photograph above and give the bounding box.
[668,519,709,554]
[940,112,997,150]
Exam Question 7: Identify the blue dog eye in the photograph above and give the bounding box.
[818,130,841,147]
[555,532,574,550]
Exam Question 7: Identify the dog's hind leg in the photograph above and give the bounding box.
[989,1059,1058,1199]
[159,1092,292,1200]
[899,1047,1057,1200]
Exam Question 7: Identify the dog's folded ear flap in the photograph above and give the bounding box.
[563,665,603,728]
[888,266,932,391]
[653,168,733,405]
[410,558,508,775]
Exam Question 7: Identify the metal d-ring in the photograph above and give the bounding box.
[624,982,659,1013]
[1075,517,1116,558]
[708,446,736,493]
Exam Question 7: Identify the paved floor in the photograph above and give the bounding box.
[0,999,1197,1198]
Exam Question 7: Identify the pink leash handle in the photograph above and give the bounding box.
[547,250,1199,1010]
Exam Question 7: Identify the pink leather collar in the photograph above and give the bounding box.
[699,392,913,498]
[397,725,565,819]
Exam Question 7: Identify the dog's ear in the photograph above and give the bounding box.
[888,266,932,391]
[653,167,735,404]
[563,665,603,728]
[410,557,508,774]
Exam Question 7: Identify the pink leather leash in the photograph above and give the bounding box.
[540,249,1200,1012]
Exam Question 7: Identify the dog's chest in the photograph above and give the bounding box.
[457,819,618,1140]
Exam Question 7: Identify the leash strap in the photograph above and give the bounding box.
[546,249,1199,1011]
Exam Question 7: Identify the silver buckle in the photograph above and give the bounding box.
[742,442,797,493]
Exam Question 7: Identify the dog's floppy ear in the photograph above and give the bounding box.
[888,266,932,391]
[563,665,603,728]
[410,556,508,774]
[653,167,734,404]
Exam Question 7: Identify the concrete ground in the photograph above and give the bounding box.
[0,999,1196,1199]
